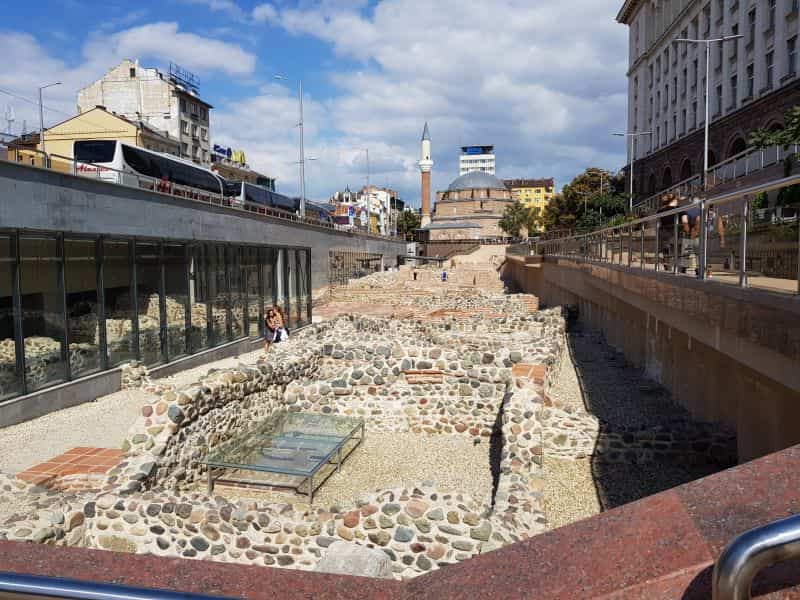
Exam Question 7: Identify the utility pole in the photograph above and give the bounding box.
[38,82,61,155]
[613,131,651,213]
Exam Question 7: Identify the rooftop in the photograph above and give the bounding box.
[447,171,508,192]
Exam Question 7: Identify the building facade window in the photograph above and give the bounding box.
[748,8,757,46]
[746,63,755,96]
[768,0,776,32]
[180,98,187,112]
[766,50,775,89]
[181,120,188,134]
[788,36,798,75]
[716,83,723,115]
[201,128,207,141]
[730,74,738,107]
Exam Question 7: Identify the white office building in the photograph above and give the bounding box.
[459,145,496,176]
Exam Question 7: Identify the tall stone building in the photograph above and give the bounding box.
[78,59,213,167]
[618,0,800,199]
[419,122,433,227]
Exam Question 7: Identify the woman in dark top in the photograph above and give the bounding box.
[263,305,289,352]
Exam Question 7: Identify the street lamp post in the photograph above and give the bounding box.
[38,82,61,156]
[673,34,743,189]
[275,75,308,215]
[613,131,651,213]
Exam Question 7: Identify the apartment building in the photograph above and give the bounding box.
[618,0,800,197]
[459,145,496,175]
[78,59,212,167]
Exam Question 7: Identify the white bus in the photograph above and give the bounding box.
[73,140,224,201]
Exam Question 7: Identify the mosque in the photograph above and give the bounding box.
[416,123,513,242]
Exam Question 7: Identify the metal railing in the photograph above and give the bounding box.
[709,144,800,188]
[533,174,800,296]
[632,144,799,218]
[712,513,800,600]
[0,572,230,599]
[1,146,401,242]
[633,174,703,217]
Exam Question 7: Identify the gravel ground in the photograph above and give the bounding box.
[542,326,725,527]
[201,433,493,509]
[0,388,153,474]
[542,458,601,529]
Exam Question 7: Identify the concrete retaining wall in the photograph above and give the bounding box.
[0,160,406,291]
[503,255,800,462]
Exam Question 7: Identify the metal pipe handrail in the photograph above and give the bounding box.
[634,173,703,216]
[0,572,230,599]
[0,148,402,242]
[712,513,800,600]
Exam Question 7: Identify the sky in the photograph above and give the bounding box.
[0,0,629,206]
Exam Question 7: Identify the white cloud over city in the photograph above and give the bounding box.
[224,0,630,203]
[1,1,629,205]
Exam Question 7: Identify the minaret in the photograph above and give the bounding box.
[418,122,433,227]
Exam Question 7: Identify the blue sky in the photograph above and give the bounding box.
[1,0,629,205]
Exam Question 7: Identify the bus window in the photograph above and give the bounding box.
[75,140,116,163]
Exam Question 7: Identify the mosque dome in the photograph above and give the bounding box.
[447,171,508,192]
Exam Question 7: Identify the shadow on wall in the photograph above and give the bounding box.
[560,317,737,511]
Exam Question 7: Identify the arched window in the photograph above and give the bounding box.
[648,173,657,195]
[680,159,692,181]
[728,137,747,158]
[662,166,673,189]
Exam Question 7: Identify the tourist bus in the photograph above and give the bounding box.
[224,179,333,224]
[73,140,225,201]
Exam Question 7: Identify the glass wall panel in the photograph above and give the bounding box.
[297,249,310,327]
[20,235,66,391]
[286,249,298,329]
[276,248,286,321]
[64,239,101,378]
[163,244,188,359]
[103,240,135,366]
[135,242,162,366]
[262,248,277,336]
[210,245,228,345]
[243,247,261,337]
[189,244,211,352]
[229,246,245,339]
[0,235,22,400]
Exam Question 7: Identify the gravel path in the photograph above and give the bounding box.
[0,389,153,474]
[542,327,724,528]
[202,433,493,509]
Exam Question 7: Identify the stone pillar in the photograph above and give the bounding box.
[421,170,431,227]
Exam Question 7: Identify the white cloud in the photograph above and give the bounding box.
[213,0,629,204]
[252,3,278,23]
[86,22,256,76]
[0,23,256,137]
[180,0,244,19]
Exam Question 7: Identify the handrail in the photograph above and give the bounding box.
[712,513,800,600]
[0,572,229,599]
[0,147,402,242]
[532,173,800,295]
[633,173,703,217]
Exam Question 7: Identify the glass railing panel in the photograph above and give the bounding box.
[745,187,800,295]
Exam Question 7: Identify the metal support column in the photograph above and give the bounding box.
[640,225,645,269]
[11,233,26,396]
[306,249,312,324]
[225,245,233,341]
[257,247,265,338]
[739,198,749,288]
[699,200,707,280]
[655,220,660,271]
[628,226,633,267]
[131,240,140,361]
[96,237,108,371]
[673,215,680,274]
[158,243,168,362]
[57,233,71,382]
[183,245,192,354]
[294,250,302,325]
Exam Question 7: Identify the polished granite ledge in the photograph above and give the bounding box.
[1,444,799,599]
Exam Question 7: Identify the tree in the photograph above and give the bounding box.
[396,209,421,239]
[749,106,800,148]
[542,167,627,233]
[499,201,537,238]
